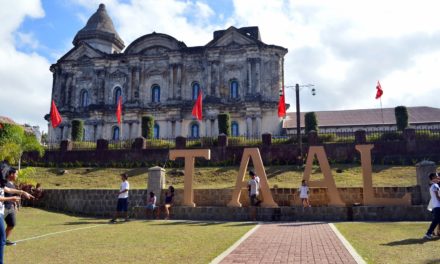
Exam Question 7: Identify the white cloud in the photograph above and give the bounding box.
[0,0,52,131]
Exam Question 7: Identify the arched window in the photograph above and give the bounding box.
[80,90,89,107]
[192,82,200,100]
[112,126,120,140]
[191,123,199,138]
[114,87,122,105]
[152,85,160,103]
[154,124,160,139]
[231,122,239,137]
[230,80,239,98]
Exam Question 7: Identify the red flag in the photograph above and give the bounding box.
[116,96,122,124]
[192,89,203,120]
[278,85,286,117]
[375,81,383,99]
[50,100,62,128]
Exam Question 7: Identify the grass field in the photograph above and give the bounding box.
[5,208,255,264]
[22,164,416,189]
[335,222,440,264]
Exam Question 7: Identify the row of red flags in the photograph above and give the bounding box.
[50,82,383,128]
[49,91,203,128]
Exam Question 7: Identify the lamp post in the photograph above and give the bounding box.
[287,84,316,163]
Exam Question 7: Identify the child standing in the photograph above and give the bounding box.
[299,180,311,208]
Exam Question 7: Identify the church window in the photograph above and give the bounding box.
[152,85,161,102]
[231,121,239,136]
[190,123,199,138]
[154,124,160,139]
[230,80,239,98]
[112,126,120,140]
[114,87,122,105]
[80,90,89,107]
[192,82,200,100]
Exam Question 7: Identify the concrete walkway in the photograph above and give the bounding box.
[217,222,361,264]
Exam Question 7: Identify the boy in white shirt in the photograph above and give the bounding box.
[299,180,311,208]
[248,171,261,206]
[110,174,130,223]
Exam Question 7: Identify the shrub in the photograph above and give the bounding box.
[395,106,409,131]
[304,112,318,133]
[71,120,84,141]
[218,113,231,136]
[141,116,154,139]
[380,131,403,141]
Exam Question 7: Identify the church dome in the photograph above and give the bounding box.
[73,3,125,52]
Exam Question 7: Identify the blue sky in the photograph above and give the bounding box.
[2,0,440,132]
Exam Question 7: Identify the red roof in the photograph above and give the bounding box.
[283,106,440,129]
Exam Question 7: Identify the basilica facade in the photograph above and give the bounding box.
[49,4,287,141]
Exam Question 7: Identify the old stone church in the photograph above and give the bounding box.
[49,4,287,141]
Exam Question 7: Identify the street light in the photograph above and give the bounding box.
[285,83,316,163]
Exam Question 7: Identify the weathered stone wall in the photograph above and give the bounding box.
[30,187,421,220]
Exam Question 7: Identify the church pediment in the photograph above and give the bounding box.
[206,27,259,48]
[58,42,105,62]
[140,46,170,57]
[109,69,128,83]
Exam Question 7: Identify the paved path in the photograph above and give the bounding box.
[219,222,359,264]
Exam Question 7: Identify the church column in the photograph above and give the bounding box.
[207,63,212,96]
[167,120,172,138]
[256,116,262,136]
[169,64,174,99]
[256,59,261,93]
[246,117,252,137]
[247,60,252,94]
[175,120,182,137]
[216,62,220,97]
[177,64,182,99]
[213,118,218,136]
[205,118,210,137]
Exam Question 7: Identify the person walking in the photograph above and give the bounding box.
[110,173,130,223]
[424,172,440,239]
[248,171,261,206]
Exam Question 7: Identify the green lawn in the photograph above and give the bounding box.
[22,165,416,189]
[5,208,255,264]
[335,222,439,264]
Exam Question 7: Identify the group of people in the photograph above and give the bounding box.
[0,162,35,264]
[247,170,311,208]
[110,173,175,223]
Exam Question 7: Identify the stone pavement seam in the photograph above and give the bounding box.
[329,223,366,264]
[210,222,261,264]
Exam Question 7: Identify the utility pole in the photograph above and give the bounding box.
[295,83,302,160]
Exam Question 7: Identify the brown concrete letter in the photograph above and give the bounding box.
[169,149,211,207]
[303,146,345,206]
[356,144,411,205]
[227,148,278,208]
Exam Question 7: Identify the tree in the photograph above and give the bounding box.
[304,112,318,133]
[218,113,231,136]
[141,116,154,139]
[71,120,84,141]
[394,106,409,131]
[0,123,44,169]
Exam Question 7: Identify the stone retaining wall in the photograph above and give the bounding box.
[30,187,423,221]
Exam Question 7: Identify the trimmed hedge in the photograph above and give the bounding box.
[305,112,318,133]
[141,116,154,139]
[71,120,84,141]
[395,106,409,131]
[218,113,231,136]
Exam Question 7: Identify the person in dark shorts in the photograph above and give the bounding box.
[110,173,130,223]
[161,186,175,220]
[4,168,21,246]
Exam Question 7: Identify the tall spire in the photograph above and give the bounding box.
[73,3,125,53]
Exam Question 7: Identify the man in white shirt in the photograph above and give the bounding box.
[110,174,130,223]
[425,173,440,239]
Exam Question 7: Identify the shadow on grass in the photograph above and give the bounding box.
[61,220,109,225]
[153,220,255,227]
[425,259,440,264]
[381,237,440,246]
